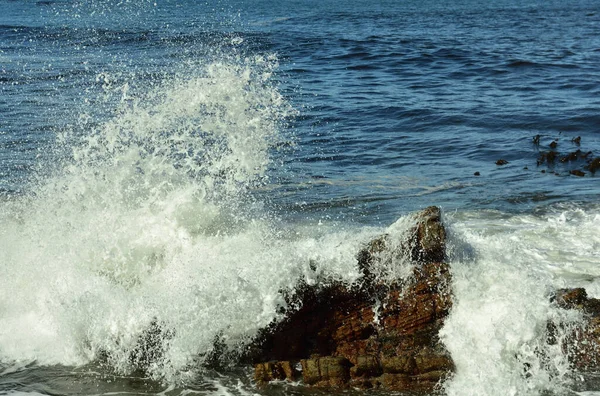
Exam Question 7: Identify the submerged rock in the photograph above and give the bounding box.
[251,206,453,391]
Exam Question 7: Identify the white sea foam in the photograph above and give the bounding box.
[0,54,389,383]
[441,206,600,396]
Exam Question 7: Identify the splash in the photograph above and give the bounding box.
[441,206,600,396]
[0,53,383,382]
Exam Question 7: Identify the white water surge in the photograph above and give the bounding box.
[0,55,382,382]
[442,207,600,396]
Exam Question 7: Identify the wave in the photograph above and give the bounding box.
[0,53,317,381]
[442,204,600,395]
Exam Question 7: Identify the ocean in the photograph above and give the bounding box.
[1,0,600,395]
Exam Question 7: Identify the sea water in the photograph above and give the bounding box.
[1,0,600,395]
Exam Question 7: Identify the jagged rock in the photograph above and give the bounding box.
[412,205,446,263]
[251,206,453,391]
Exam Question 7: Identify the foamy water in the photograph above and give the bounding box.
[0,54,383,384]
[442,207,600,396]
[2,0,600,395]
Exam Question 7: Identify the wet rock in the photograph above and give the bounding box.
[413,206,446,263]
[129,319,174,372]
[552,288,600,371]
[251,207,453,392]
[533,135,541,145]
[496,159,509,165]
[255,361,299,383]
[301,356,351,386]
[550,140,558,149]
[351,355,383,378]
[572,136,581,145]
[474,171,480,176]
[554,288,588,309]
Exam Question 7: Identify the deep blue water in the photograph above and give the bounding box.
[1,1,600,395]
[2,0,600,224]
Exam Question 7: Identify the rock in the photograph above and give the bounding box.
[301,356,351,386]
[554,288,588,309]
[351,355,383,377]
[474,171,480,176]
[251,207,453,392]
[550,140,558,149]
[552,288,600,371]
[412,206,446,263]
[496,159,509,165]
[129,319,174,372]
[570,170,585,177]
[255,361,299,383]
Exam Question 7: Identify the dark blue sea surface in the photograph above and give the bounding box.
[1,1,600,395]
[2,0,599,223]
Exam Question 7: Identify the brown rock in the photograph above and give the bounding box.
[554,288,587,309]
[250,207,454,392]
[496,159,509,165]
[301,356,351,386]
[552,288,600,371]
[380,373,413,389]
[350,355,382,378]
[254,361,299,383]
[412,206,447,263]
[380,355,416,374]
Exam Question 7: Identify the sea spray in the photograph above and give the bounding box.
[441,206,600,396]
[0,53,384,382]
